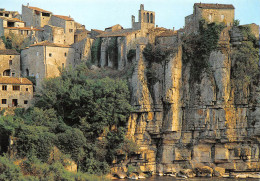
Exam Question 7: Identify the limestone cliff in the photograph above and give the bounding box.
[123,25,260,174]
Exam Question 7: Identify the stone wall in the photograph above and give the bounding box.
[0,54,20,77]
[0,82,33,109]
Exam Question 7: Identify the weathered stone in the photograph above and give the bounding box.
[195,166,213,177]
[213,167,225,177]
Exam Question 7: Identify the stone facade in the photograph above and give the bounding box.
[0,17,25,36]
[185,3,235,34]
[21,41,75,88]
[0,49,20,77]
[22,4,52,27]
[51,15,75,45]
[132,4,155,30]
[0,77,33,109]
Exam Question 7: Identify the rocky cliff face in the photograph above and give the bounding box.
[124,26,260,174]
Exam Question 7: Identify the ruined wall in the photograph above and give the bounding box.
[0,54,20,77]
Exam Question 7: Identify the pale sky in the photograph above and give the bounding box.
[1,0,260,31]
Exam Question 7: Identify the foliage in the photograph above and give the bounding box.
[1,33,31,53]
[231,26,259,103]
[91,38,101,65]
[143,43,173,64]
[182,20,225,82]
[127,49,136,61]
[0,155,23,181]
[107,37,118,68]
[233,19,240,26]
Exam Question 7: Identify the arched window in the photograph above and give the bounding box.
[150,13,153,23]
[147,13,149,23]
[3,69,10,76]
[26,69,29,76]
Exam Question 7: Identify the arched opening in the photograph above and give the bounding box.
[3,69,10,76]
[147,13,149,23]
[150,13,153,23]
[26,69,29,76]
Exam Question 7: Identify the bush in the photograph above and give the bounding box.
[0,155,23,181]
[127,49,136,61]
[182,20,225,82]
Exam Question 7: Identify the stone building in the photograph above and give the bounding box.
[42,25,65,44]
[51,15,75,45]
[22,4,52,27]
[132,4,155,30]
[0,9,20,18]
[185,3,235,34]
[0,77,33,109]
[0,17,25,36]
[21,41,75,88]
[0,49,20,77]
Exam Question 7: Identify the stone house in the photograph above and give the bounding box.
[0,77,33,109]
[0,49,20,77]
[185,3,235,34]
[21,41,75,88]
[0,9,20,19]
[22,4,52,27]
[51,15,75,45]
[0,17,25,36]
[42,25,65,44]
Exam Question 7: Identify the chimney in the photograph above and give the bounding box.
[173,27,175,31]
[27,3,29,7]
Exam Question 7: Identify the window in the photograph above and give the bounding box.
[64,52,67,57]
[12,99,18,107]
[3,69,10,76]
[13,85,20,91]
[49,53,52,57]
[2,85,7,91]
[12,73,15,77]
[24,100,28,104]
[9,60,12,65]
[2,99,7,104]
[69,29,73,33]
[221,15,225,22]
[209,14,212,22]
[26,88,28,91]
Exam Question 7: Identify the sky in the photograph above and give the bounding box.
[1,0,260,31]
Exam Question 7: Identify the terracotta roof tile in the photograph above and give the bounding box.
[91,29,104,33]
[53,15,74,21]
[97,29,138,37]
[0,77,33,85]
[0,49,20,55]
[5,27,43,31]
[194,3,235,9]
[28,6,52,14]
[30,41,71,48]
[157,30,177,37]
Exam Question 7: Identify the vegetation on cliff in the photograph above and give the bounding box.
[182,20,225,82]
[231,25,259,103]
[0,63,135,178]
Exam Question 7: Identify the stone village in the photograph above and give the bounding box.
[0,2,260,178]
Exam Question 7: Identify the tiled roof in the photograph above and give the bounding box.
[5,27,43,31]
[91,29,104,33]
[0,77,33,85]
[0,49,20,55]
[157,30,177,37]
[53,15,74,21]
[194,3,235,9]
[30,41,71,48]
[28,6,52,14]
[105,24,123,30]
[97,29,138,37]
[0,17,24,23]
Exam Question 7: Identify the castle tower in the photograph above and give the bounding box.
[132,4,155,30]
